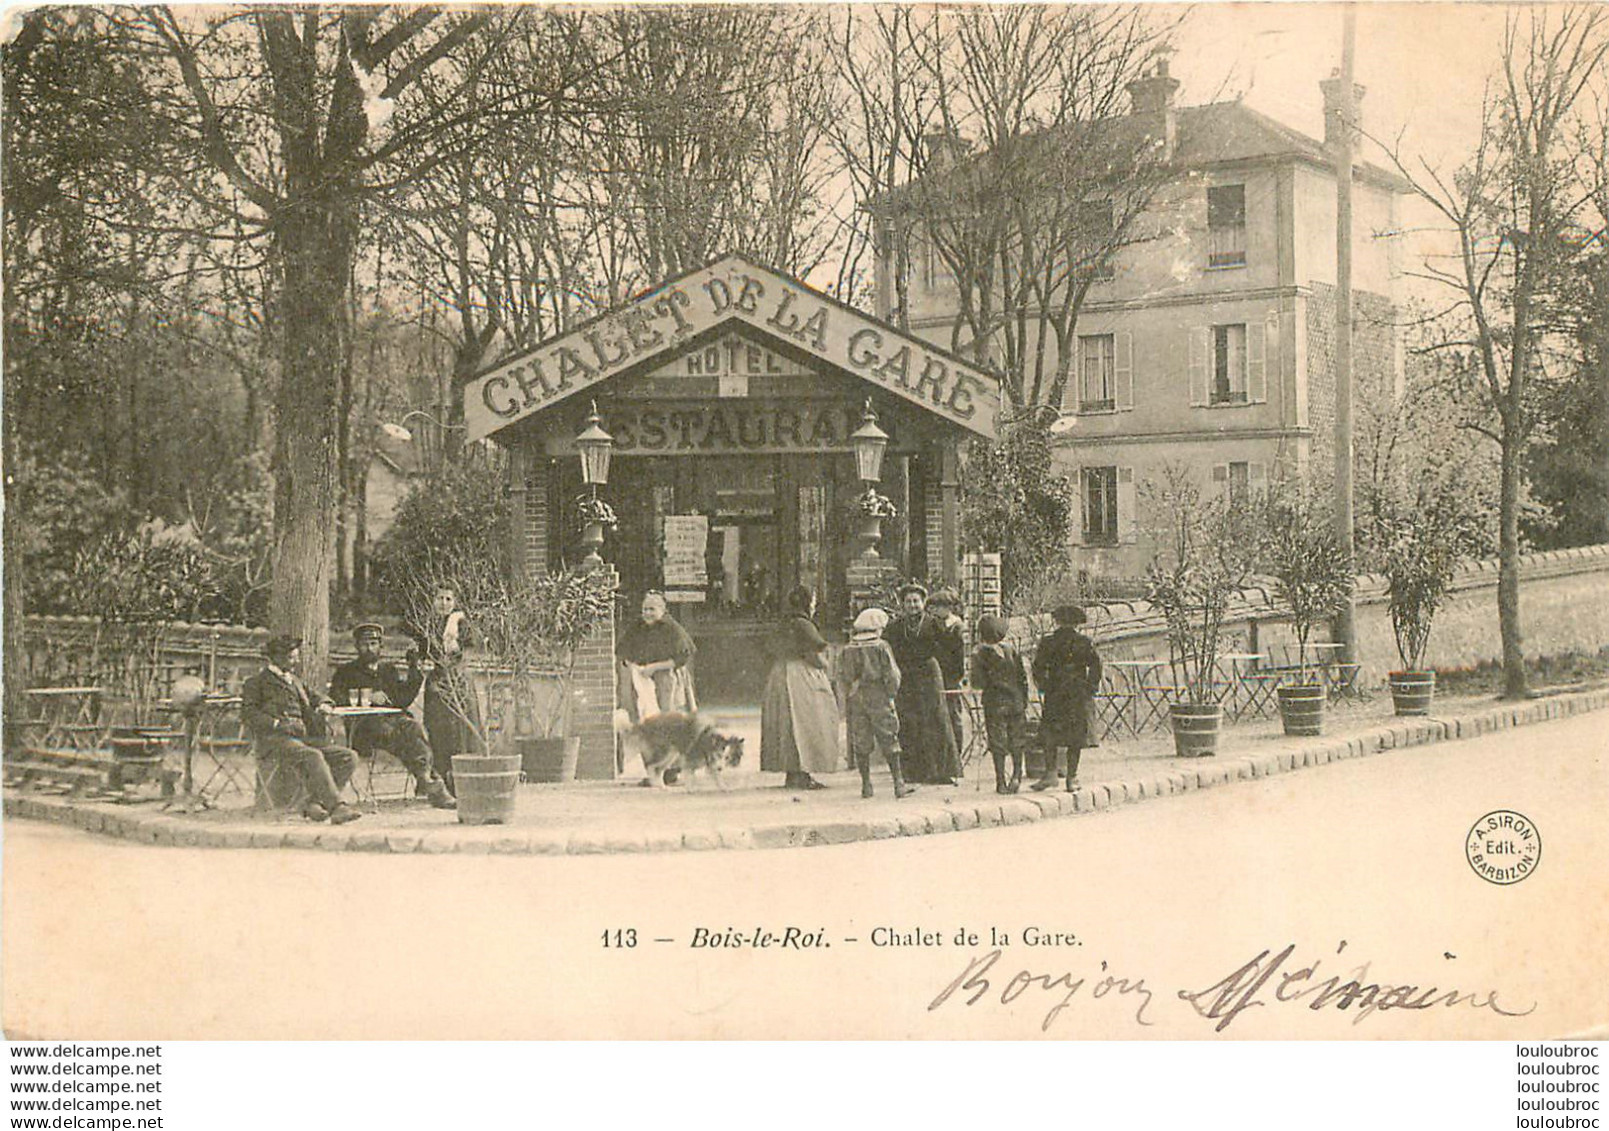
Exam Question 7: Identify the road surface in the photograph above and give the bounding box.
[4,709,1606,1040]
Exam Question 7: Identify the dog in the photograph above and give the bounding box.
[616,710,745,790]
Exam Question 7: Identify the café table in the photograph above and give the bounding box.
[158,694,245,811]
[328,705,407,808]
[23,687,105,751]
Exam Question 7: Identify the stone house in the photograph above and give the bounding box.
[878,65,1412,579]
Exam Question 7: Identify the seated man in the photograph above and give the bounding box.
[241,635,362,825]
[328,623,456,810]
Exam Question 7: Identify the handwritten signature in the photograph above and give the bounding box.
[1177,940,1537,1032]
[928,948,1157,1031]
[929,941,1536,1033]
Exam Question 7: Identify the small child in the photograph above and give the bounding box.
[837,607,915,799]
[970,614,1030,794]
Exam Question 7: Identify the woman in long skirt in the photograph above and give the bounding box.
[760,586,844,790]
[884,583,961,786]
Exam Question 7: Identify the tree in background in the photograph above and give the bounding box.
[960,423,1078,614]
[1380,6,1609,698]
[861,6,1180,415]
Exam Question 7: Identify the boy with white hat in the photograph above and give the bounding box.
[836,607,916,799]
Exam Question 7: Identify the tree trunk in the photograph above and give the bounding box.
[1498,427,1527,698]
[269,207,354,689]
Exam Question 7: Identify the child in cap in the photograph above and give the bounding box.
[970,614,1030,794]
[836,607,915,799]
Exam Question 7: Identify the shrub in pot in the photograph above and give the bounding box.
[1142,466,1261,757]
[401,550,615,820]
[1376,488,1480,717]
[1262,490,1353,736]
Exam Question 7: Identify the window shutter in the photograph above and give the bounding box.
[1071,468,1086,545]
[1249,462,1267,497]
[1212,462,1230,500]
[1255,313,1278,403]
[1188,328,1208,407]
[1118,466,1137,544]
[1247,320,1267,403]
[1115,332,1134,410]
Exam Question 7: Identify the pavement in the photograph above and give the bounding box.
[7,684,1608,854]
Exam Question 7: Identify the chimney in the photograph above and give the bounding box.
[1127,58,1180,161]
[1319,69,1366,151]
[922,129,968,170]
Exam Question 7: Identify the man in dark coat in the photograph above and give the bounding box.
[240,635,362,824]
[1030,605,1103,792]
[328,623,456,809]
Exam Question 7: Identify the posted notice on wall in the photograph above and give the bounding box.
[663,514,709,601]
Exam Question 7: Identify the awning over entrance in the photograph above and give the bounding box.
[463,253,1000,443]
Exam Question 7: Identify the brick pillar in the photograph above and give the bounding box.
[526,455,550,577]
[570,564,619,780]
[924,453,946,581]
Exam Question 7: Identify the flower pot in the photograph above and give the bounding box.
[856,514,883,558]
[1389,671,1436,717]
[517,736,581,784]
[1276,683,1326,736]
[1170,702,1223,758]
[452,753,522,825]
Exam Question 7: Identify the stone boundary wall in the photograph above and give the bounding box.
[1007,543,1609,682]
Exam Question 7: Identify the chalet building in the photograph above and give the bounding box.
[880,65,1412,579]
[463,256,997,771]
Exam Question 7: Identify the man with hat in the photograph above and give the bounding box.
[240,635,362,825]
[328,623,456,809]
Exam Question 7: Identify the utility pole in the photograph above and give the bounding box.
[1332,6,1358,662]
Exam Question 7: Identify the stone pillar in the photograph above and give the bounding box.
[570,564,619,780]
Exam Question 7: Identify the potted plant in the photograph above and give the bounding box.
[572,493,619,568]
[1141,466,1260,757]
[1378,496,1472,717]
[850,487,898,558]
[401,548,615,821]
[1262,491,1353,736]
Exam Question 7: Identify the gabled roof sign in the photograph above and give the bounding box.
[464,254,999,442]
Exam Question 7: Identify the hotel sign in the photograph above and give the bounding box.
[464,254,999,442]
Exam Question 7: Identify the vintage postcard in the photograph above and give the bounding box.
[3,1,1606,1049]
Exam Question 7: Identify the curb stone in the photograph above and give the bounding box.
[7,686,1608,855]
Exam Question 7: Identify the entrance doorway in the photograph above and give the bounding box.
[601,453,854,705]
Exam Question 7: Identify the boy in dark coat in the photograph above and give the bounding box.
[970,614,1029,794]
[1030,605,1103,792]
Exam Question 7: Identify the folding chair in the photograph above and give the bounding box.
[1327,661,1365,703]
[1093,689,1136,741]
[350,746,418,810]
[253,747,310,814]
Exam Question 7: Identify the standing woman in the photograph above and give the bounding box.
[417,586,484,796]
[617,591,697,723]
[884,583,961,786]
[1031,605,1103,792]
[760,586,843,790]
[927,589,967,754]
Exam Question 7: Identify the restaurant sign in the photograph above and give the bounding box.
[464,254,999,442]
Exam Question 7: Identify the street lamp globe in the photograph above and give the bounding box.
[850,399,889,483]
[576,400,614,487]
